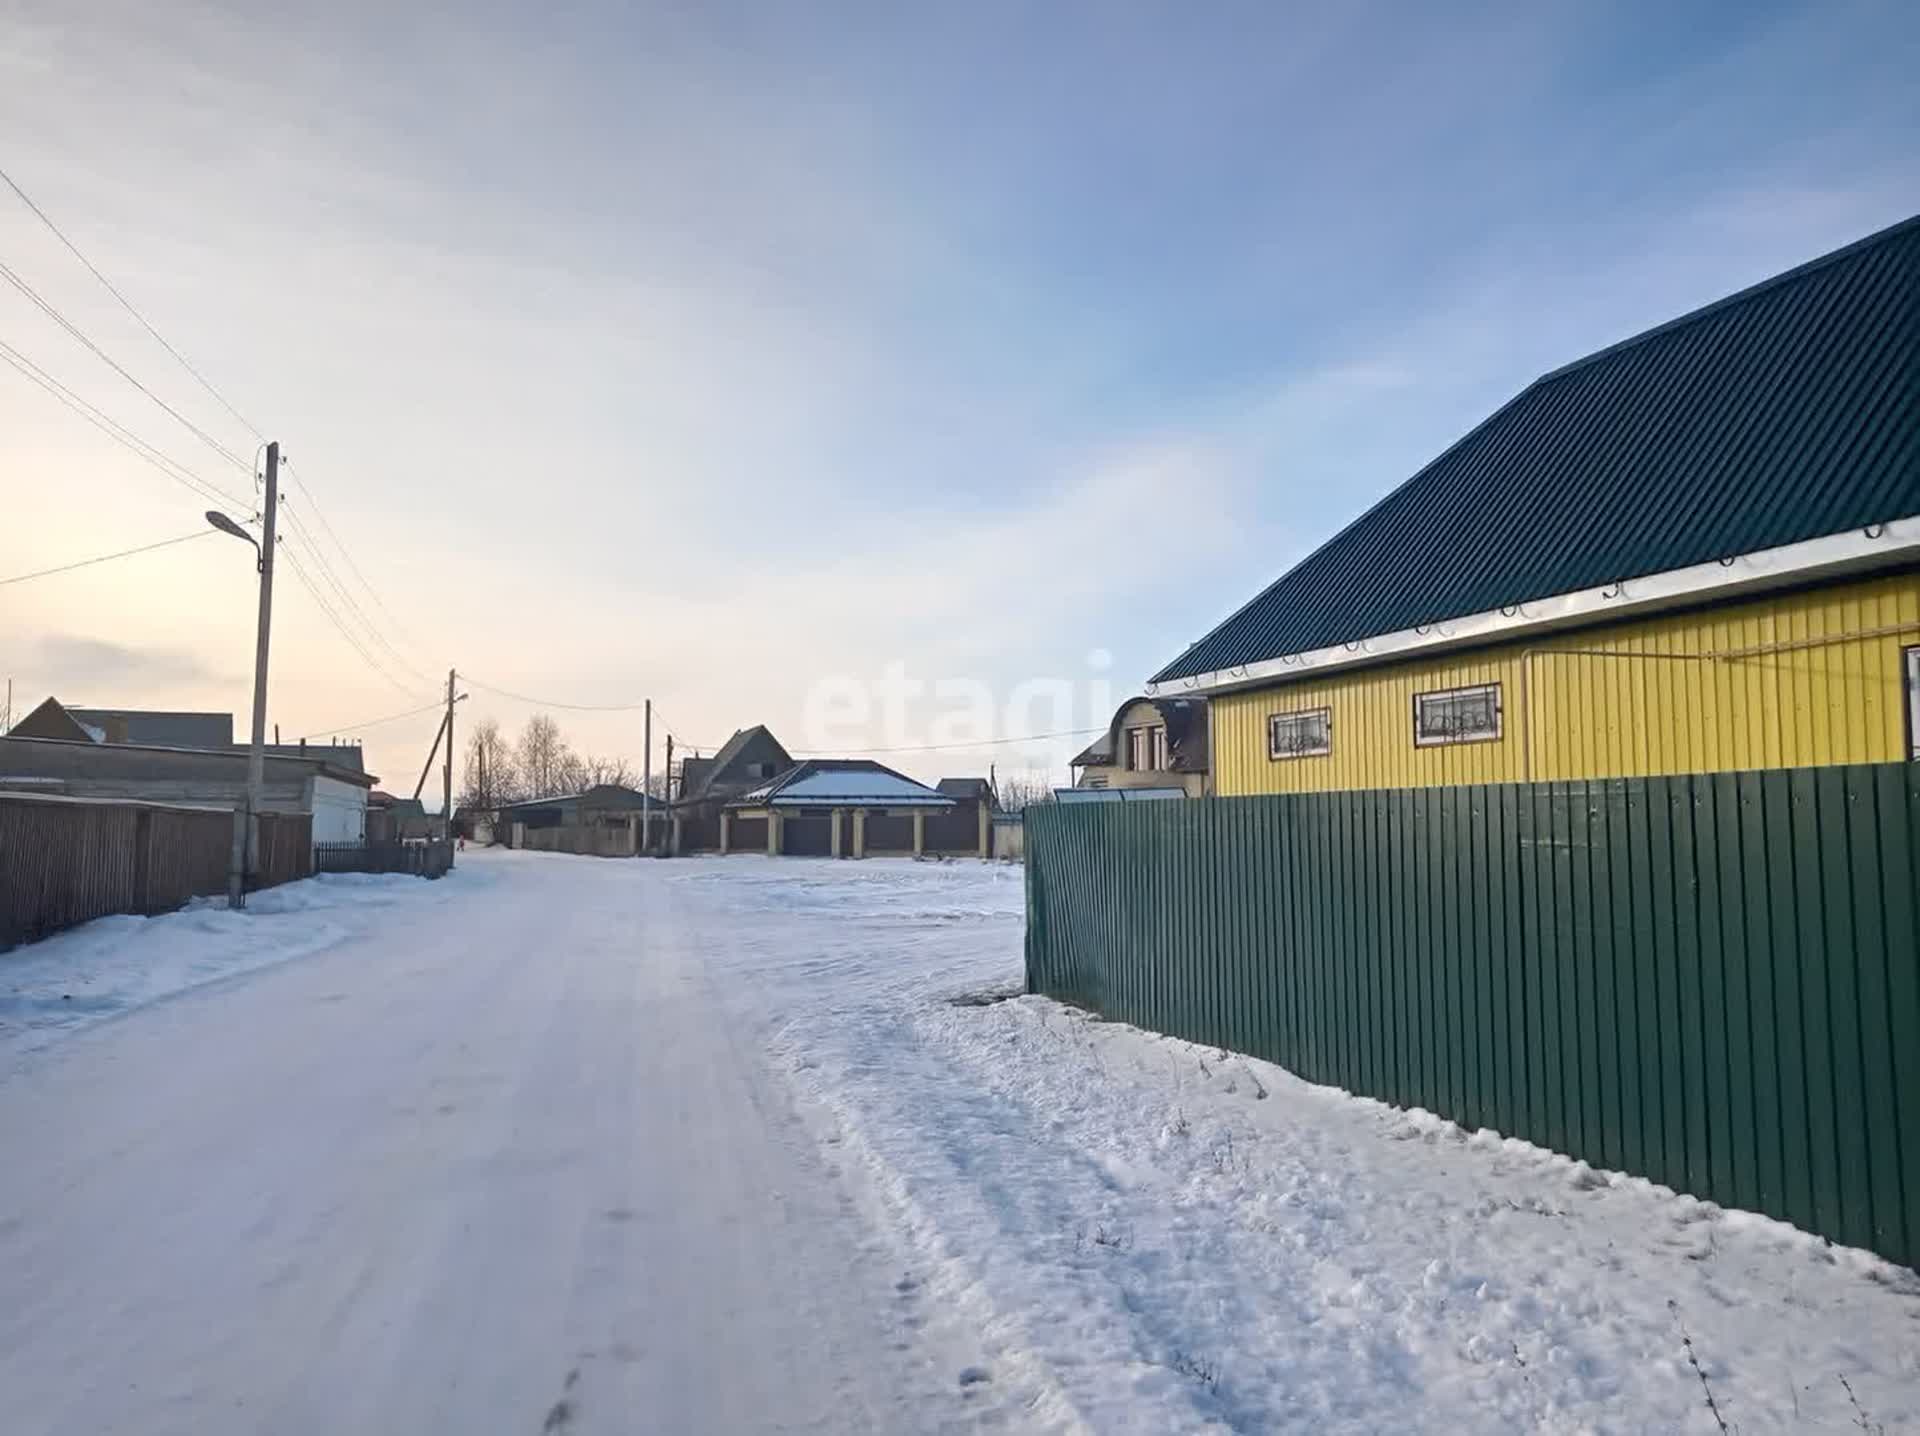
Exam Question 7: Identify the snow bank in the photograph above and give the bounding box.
[675,856,1920,1434]
[0,865,491,1060]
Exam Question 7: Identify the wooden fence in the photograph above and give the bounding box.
[1026,763,1920,1268]
[1,795,312,950]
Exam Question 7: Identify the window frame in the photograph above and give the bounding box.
[1127,726,1149,771]
[1148,726,1168,772]
[1267,707,1332,761]
[1906,646,1920,761]
[1412,681,1504,748]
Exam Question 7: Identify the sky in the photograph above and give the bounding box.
[1,0,1916,796]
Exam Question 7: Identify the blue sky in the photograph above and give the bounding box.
[1,0,1916,786]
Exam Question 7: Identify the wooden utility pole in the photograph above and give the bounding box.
[444,668,455,842]
[642,699,653,855]
[233,440,279,909]
[664,733,674,803]
[412,713,448,802]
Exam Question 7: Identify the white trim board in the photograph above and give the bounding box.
[1151,516,1920,699]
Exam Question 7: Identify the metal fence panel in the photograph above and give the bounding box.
[1025,762,1920,1268]
[314,840,453,877]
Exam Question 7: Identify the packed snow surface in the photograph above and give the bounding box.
[0,850,1913,1433]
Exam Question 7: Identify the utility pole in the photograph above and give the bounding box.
[234,440,279,909]
[3,676,10,734]
[642,699,653,854]
[664,732,674,804]
[444,668,455,843]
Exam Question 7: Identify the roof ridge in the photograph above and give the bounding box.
[1533,210,1920,388]
[1152,383,1540,685]
[1150,211,1920,686]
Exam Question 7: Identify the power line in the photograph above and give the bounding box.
[0,337,250,509]
[644,703,719,753]
[0,255,253,472]
[294,698,444,742]
[791,727,1106,756]
[0,171,431,684]
[281,462,431,662]
[278,504,438,689]
[460,675,655,712]
[460,676,1100,757]
[0,162,264,441]
[277,540,429,700]
[0,528,215,587]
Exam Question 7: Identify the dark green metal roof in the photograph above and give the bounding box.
[1154,214,1920,685]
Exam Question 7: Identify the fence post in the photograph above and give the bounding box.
[131,807,153,914]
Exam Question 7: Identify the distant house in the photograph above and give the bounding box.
[1070,695,1210,797]
[673,725,795,851]
[721,758,962,858]
[10,698,233,748]
[497,783,666,832]
[367,792,432,843]
[251,740,366,773]
[1152,216,1920,796]
[932,777,1000,856]
[0,732,377,847]
[9,699,363,777]
[678,725,793,803]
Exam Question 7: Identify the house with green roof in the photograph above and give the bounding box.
[1155,214,1920,796]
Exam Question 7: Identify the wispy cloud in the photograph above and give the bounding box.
[2,0,1914,784]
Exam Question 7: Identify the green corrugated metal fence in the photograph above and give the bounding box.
[1025,764,1920,1268]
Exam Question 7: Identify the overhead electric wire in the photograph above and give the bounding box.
[0,528,216,587]
[293,699,444,742]
[0,337,250,509]
[0,172,448,693]
[644,704,719,753]
[0,162,263,441]
[459,675,656,712]
[281,461,431,661]
[459,678,1099,757]
[790,727,1106,756]
[0,256,253,473]
[277,541,429,700]
[279,505,438,689]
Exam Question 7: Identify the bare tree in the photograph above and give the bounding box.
[995,771,1057,812]
[572,753,637,790]
[515,713,574,799]
[461,717,518,809]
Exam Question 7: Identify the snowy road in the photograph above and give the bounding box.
[0,855,1012,1435]
[2,850,1916,1434]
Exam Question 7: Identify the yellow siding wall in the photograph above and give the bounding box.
[1212,569,1920,796]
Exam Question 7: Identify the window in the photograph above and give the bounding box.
[1268,708,1331,759]
[1149,727,1168,771]
[1128,726,1149,771]
[1413,682,1502,746]
[1907,647,1920,760]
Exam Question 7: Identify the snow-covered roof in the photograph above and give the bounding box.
[730,760,954,809]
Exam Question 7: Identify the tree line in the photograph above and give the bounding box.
[459,714,663,810]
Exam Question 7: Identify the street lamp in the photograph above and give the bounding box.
[204,439,277,909]
[204,510,261,570]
